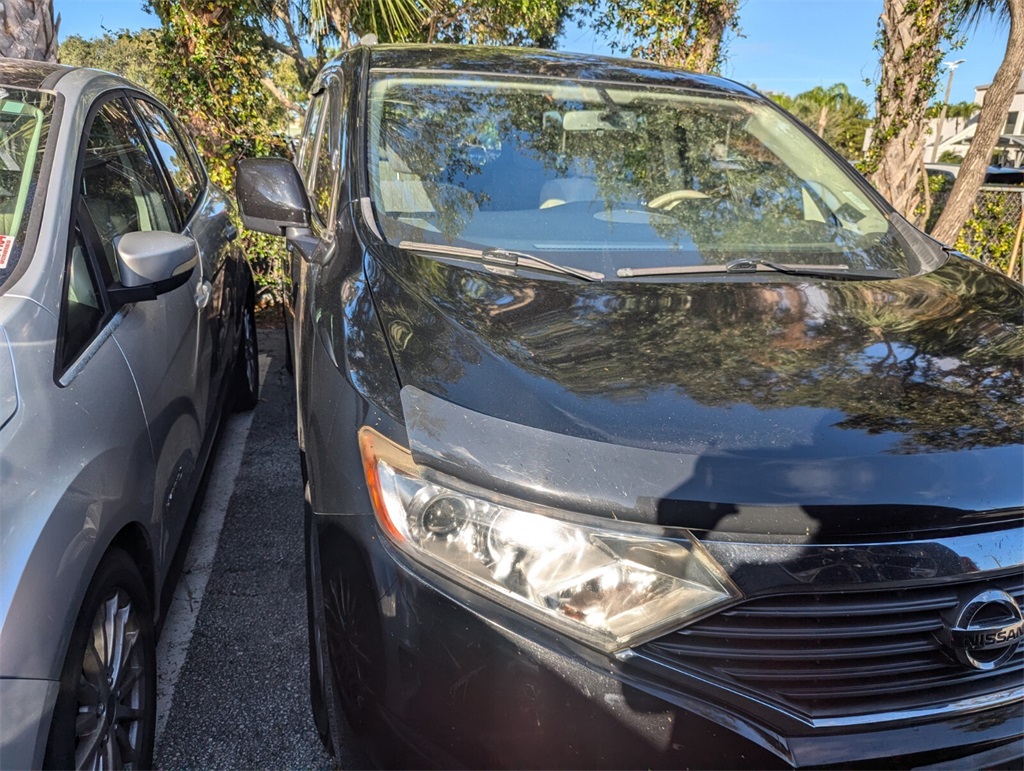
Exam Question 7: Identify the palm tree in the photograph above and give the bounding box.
[801,84,851,137]
[932,0,1024,245]
[772,85,869,159]
[306,0,431,48]
[948,100,983,119]
[0,0,58,60]
[865,0,958,224]
[925,100,981,119]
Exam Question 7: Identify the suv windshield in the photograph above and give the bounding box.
[367,73,913,278]
[0,88,52,292]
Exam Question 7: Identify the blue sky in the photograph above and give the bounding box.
[56,0,1010,109]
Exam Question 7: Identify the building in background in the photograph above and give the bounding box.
[924,72,1024,167]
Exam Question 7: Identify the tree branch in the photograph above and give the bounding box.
[262,76,303,114]
[256,26,316,87]
[274,2,312,72]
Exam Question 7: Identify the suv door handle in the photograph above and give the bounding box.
[195,279,212,309]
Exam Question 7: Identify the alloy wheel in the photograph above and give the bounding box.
[243,306,258,394]
[73,589,148,770]
[232,299,260,411]
[324,566,383,734]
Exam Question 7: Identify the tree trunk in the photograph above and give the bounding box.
[931,0,1024,245]
[0,0,58,61]
[327,3,354,50]
[817,105,829,137]
[866,0,951,224]
[680,0,738,73]
[262,77,303,114]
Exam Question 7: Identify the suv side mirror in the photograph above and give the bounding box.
[108,231,198,306]
[235,157,311,236]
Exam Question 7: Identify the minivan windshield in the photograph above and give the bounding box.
[0,88,52,291]
[367,73,914,278]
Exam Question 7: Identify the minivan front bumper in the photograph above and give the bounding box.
[313,511,1024,769]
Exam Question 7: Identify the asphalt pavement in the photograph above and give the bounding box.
[154,324,371,770]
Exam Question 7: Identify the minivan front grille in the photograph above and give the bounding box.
[638,572,1024,719]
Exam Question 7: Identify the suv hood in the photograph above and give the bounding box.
[368,251,1024,537]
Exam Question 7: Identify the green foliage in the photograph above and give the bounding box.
[938,149,964,163]
[265,53,308,127]
[150,1,291,305]
[588,0,740,73]
[924,172,1021,280]
[306,0,433,44]
[924,99,980,119]
[953,191,1022,278]
[769,84,870,160]
[150,2,284,171]
[827,113,872,160]
[57,29,161,91]
[428,0,572,47]
[356,0,433,41]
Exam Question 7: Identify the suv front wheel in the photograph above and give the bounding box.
[44,548,156,770]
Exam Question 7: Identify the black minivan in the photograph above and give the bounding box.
[237,44,1023,769]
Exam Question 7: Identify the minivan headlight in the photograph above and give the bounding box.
[360,427,740,653]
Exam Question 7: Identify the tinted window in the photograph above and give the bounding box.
[132,98,203,217]
[0,89,54,292]
[299,91,327,185]
[80,99,177,280]
[61,228,105,368]
[311,95,337,225]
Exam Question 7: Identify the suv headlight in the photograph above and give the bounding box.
[360,427,740,653]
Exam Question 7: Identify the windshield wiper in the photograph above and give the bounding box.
[399,241,605,282]
[617,258,896,280]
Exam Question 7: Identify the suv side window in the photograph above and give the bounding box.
[305,76,343,232]
[60,226,105,370]
[299,90,327,184]
[310,95,337,226]
[79,99,178,281]
[131,98,203,221]
[60,97,179,372]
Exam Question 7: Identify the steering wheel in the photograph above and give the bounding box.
[646,189,711,211]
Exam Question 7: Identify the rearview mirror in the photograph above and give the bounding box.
[108,231,197,306]
[235,157,311,236]
[562,109,638,132]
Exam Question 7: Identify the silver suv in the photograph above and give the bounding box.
[0,60,259,769]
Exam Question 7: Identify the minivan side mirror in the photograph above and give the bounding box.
[108,231,198,306]
[235,157,311,236]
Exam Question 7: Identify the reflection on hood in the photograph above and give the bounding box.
[371,251,1023,458]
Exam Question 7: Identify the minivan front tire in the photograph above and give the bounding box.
[233,297,260,412]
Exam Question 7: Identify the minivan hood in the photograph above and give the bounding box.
[368,251,1024,536]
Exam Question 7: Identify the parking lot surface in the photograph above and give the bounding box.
[153,326,370,769]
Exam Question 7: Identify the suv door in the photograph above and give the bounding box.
[74,95,210,568]
[130,95,239,429]
[291,76,342,449]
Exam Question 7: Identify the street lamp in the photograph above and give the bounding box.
[931,59,967,162]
